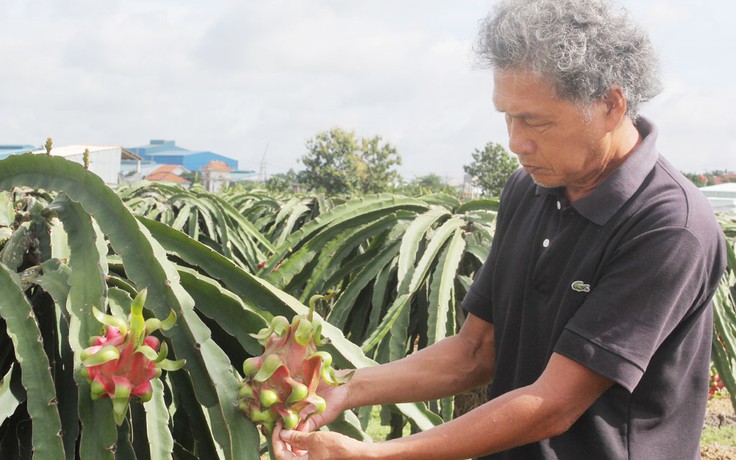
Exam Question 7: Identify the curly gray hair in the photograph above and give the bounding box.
[476,0,661,119]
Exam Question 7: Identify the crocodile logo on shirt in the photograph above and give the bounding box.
[571,280,591,293]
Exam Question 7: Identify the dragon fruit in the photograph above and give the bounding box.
[238,290,352,434]
[80,289,186,425]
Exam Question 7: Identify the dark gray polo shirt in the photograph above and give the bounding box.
[462,118,727,459]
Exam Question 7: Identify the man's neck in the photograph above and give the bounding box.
[565,119,642,202]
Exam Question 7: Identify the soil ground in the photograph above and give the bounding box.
[703,397,736,459]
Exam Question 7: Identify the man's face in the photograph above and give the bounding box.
[492,69,613,191]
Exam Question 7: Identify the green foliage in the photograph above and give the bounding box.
[397,174,460,197]
[3,152,734,457]
[117,181,496,437]
[463,142,519,197]
[0,159,258,459]
[299,128,402,195]
[0,155,441,458]
[682,170,736,187]
[118,182,276,272]
[701,424,736,447]
[265,169,299,193]
[712,217,736,412]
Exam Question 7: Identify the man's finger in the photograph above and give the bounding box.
[279,427,311,457]
[297,417,318,433]
[272,424,295,459]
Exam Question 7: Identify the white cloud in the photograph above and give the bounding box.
[646,76,736,173]
[1,0,734,183]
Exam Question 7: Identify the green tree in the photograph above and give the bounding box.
[683,170,736,187]
[682,172,710,187]
[299,128,402,194]
[266,169,299,193]
[398,173,458,196]
[463,142,519,197]
[180,170,201,185]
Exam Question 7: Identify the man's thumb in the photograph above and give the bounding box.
[280,429,305,445]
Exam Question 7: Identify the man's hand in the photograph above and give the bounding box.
[270,371,356,459]
[272,423,369,460]
[272,423,307,459]
[296,371,351,431]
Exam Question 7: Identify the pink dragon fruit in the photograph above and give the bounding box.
[80,289,185,425]
[238,291,352,434]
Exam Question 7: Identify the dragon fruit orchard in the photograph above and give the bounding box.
[80,289,186,425]
[238,291,353,434]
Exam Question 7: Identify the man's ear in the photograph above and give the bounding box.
[603,85,627,128]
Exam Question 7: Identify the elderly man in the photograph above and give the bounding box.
[273,0,728,458]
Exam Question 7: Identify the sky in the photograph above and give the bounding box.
[1,0,734,184]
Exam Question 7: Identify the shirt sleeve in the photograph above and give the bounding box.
[462,252,495,323]
[554,226,712,392]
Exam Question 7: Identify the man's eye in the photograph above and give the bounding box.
[527,121,551,130]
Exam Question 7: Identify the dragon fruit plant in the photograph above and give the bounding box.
[80,289,186,425]
[238,290,353,434]
[0,153,446,459]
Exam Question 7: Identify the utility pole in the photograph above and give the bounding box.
[257,142,269,183]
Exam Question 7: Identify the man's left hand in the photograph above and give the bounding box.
[272,422,369,460]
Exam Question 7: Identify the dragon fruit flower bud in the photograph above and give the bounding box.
[285,380,308,404]
[277,408,300,430]
[80,289,186,426]
[243,356,262,377]
[259,389,280,408]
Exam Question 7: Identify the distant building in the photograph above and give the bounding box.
[35,145,135,186]
[119,159,161,184]
[700,183,736,213]
[201,160,231,193]
[145,164,191,187]
[20,144,138,187]
[0,145,36,158]
[230,170,259,183]
[127,139,238,172]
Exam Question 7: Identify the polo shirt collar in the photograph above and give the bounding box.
[535,116,659,226]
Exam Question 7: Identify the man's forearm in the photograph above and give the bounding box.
[375,384,558,460]
[369,354,614,460]
[345,316,495,409]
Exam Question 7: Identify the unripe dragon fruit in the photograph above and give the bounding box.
[80,289,186,425]
[238,291,352,434]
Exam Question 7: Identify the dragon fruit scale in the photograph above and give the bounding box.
[80,289,186,425]
[238,290,353,434]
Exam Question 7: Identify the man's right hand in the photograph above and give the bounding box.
[298,369,353,432]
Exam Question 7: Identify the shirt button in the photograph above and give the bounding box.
[543,238,550,248]
[556,201,561,210]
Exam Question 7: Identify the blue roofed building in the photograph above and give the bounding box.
[127,139,239,172]
[0,145,36,159]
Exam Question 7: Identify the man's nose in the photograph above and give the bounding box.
[507,119,534,156]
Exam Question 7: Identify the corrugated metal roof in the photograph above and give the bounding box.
[127,140,238,170]
[0,145,37,159]
[701,183,736,193]
[31,144,122,157]
[700,183,736,212]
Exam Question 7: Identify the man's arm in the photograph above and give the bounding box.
[294,313,496,433]
[276,352,613,460]
[377,352,614,459]
[346,313,496,408]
